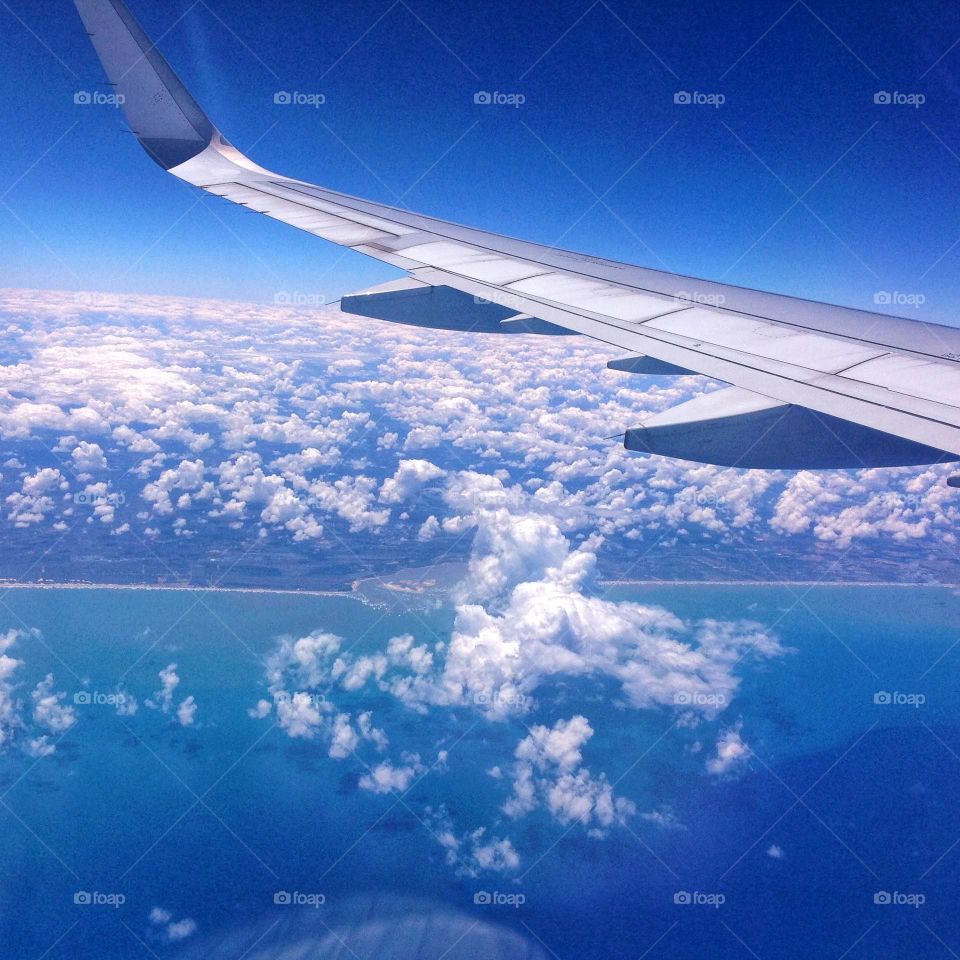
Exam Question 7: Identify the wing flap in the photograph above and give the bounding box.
[625,386,956,469]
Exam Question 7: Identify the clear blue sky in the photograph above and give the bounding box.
[1,0,959,322]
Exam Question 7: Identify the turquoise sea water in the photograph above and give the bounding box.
[1,585,959,959]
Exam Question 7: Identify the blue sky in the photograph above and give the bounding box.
[1,0,959,318]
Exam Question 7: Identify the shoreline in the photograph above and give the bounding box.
[0,581,355,598]
[0,579,955,595]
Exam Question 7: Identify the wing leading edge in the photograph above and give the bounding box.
[74,0,960,470]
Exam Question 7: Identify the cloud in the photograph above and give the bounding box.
[0,289,952,569]
[146,664,197,726]
[328,710,388,759]
[147,663,181,713]
[358,753,428,794]
[31,674,77,734]
[275,692,326,739]
[706,722,750,776]
[176,695,197,727]
[6,469,66,526]
[0,631,74,757]
[503,716,634,833]
[379,459,446,504]
[166,918,198,942]
[149,907,197,942]
[71,441,107,473]
[343,509,786,721]
[428,808,521,875]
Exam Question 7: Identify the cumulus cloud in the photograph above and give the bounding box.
[6,469,66,526]
[0,289,951,571]
[0,631,74,757]
[502,716,634,833]
[428,808,521,875]
[324,509,786,722]
[176,695,197,728]
[71,441,107,473]
[358,753,428,794]
[706,722,750,776]
[147,663,180,712]
[379,459,446,504]
[31,674,77,734]
[275,691,326,739]
[146,663,197,726]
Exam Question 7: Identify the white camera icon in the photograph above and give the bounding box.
[474,91,492,105]
[674,91,692,104]
[274,91,292,105]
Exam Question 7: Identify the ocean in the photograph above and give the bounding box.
[1,584,958,959]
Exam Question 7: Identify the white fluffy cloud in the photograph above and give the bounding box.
[358,753,428,794]
[31,674,77,734]
[706,722,751,776]
[71,441,107,473]
[346,509,785,722]
[146,663,197,726]
[379,459,446,504]
[503,716,634,833]
[0,630,74,757]
[1,289,950,570]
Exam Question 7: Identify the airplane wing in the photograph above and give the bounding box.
[73,0,960,470]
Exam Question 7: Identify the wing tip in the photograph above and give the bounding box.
[73,0,218,169]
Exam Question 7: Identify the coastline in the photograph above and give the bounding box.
[0,581,355,598]
[0,579,955,594]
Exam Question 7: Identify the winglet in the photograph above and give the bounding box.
[73,0,218,169]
